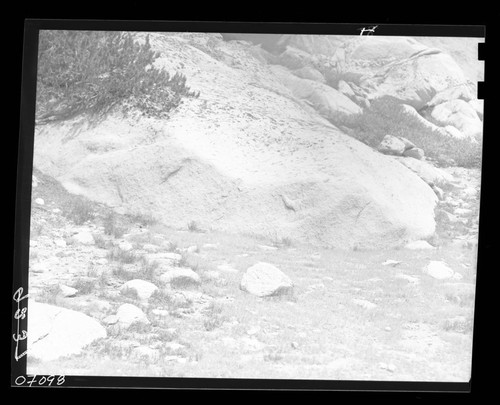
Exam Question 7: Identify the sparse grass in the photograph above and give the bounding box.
[103,212,127,239]
[187,220,200,232]
[203,301,226,331]
[135,256,160,280]
[106,247,139,264]
[92,233,110,249]
[62,198,95,225]
[37,284,60,304]
[72,277,97,295]
[30,222,44,240]
[149,288,173,307]
[329,95,482,168]
[442,316,474,334]
[127,212,158,228]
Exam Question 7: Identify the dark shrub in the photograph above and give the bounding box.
[36,30,199,123]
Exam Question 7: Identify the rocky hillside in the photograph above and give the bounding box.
[32,32,483,250]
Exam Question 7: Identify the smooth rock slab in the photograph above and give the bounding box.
[27,300,106,362]
[240,262,293,297]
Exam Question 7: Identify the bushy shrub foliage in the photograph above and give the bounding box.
[36,30,199,123]
[330,95,482,168]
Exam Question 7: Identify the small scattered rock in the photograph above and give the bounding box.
[31,262,49,273]
[186,245,199,254]
[382,259,401,267]
[378,135,406,156]
[115,303,149,328]
[52,208,61,214]
[118,241,134,252]
[454,207,473,216]
[142,243,160,253]
[120,279,159,301]
[423,261,455,280]
[258,244,278,251]
[403,147,425,160]
[405,240,435,250]
[35,198,45,205]
[59,285,77,297]
[103,315,119,325]
[96,258,108,265]
[160,268,201,285]
[291,341,299,349]
[54,239,67,248]
[352,298,377,310]
[202,243,219,250]
[395,274,420,284]
[384,326,392,332]
[72,231,95,246]
[240,262,293,297]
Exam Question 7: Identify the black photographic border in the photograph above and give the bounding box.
[11,18,490,394]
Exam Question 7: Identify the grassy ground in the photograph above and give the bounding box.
[26,168,477,382]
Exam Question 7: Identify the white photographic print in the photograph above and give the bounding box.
[23,27,484,383]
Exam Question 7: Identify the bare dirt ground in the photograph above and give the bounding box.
[25,166,479,382]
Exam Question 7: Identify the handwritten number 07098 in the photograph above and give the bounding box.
[14,375,65,386]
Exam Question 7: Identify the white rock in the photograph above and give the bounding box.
[382,259,401,267]
[54,239,67,248]
[160,268,201,285]
[59,285,78,297]
[115,303,149,328]
[202,243,219,250]
[395,274,420,284]
[454,208,473,216]
[352,298,377,310]
[32,176,39,188]
[423,261,455,280]
[31,262,49,273]
[27,300,106,362]
[96,258,108,265]
[118,241,134,251]
[240,262,293,297]
[146,252,182,262]
[72,231,95,246]
[186,245,199,253]
[52,208,61,214]
[405,240,435,250]
[452,272,463,281]
[258,244,278,251]
[142,243,160,253]
[378,135,407,156]
[35,198,45,205]
[120,279,159,301]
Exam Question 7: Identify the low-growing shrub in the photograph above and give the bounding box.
[103,212,127,238]
[36,30,200,123]
[329,95,482,168]
[63,198,95,225]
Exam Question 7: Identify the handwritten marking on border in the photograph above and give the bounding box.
[359,25,378,36]
[13,287,29,362]
[14,375,65,387]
